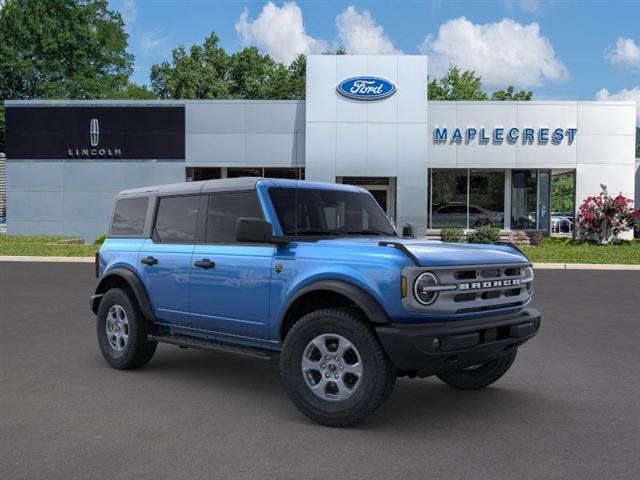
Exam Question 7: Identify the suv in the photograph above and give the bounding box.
[91,178,540,427]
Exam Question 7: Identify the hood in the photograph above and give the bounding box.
[398,239,527,267]
[315,237,528,267]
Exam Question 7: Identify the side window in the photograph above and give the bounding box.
[110,197,148,237]
[206,191,264,244]
[153,195,200,244]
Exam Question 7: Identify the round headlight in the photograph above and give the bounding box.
[524,266,534,292]
[414,272,439,305]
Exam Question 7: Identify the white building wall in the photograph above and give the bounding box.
[428,101,636,238]
[306,55,429,231]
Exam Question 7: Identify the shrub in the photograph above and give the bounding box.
[440,228,465,243]
[94,234,107,245]
[577,184,639,244]
[467,225,501,244]
[530,231,546,246]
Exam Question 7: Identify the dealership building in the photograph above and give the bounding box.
[3,54,638,241]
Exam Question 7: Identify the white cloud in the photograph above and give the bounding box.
[420,17,568,88]
[504,0,542,14]
[605,37,640,70]
[595,86,640,124]
[335,6,401,55]
[140,30,168,56]
[119,0,138,33]
[235,1,327,64]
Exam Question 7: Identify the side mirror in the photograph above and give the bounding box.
[402,223,416,238]
[236,217,274,243]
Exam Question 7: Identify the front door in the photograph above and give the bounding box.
[139,194,201,327]
[190,191,274,342]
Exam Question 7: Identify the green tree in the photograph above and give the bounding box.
[428,66,488,101]
[0,0,140,151]
[150,33,230,99]
[551,174,575,213]
[150,33,308,100]
[491,86,533,101]
[288,54,307,100]
[428,66,533,102]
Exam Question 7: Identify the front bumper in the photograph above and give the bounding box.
[375,308,541,378]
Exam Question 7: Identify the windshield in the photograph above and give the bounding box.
[268,187,396,237]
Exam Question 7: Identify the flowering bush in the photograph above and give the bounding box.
[577,185,639,243]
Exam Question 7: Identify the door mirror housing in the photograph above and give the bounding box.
[236,217,275,243]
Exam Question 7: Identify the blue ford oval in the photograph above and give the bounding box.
[337,76,397,100]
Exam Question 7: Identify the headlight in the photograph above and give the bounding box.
[414,272,439,305]
[524,266,534,293]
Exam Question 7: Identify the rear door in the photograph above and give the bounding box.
[139,194,201,328]
[190,191,274,341]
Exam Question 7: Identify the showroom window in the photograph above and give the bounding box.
[429,169,505,229]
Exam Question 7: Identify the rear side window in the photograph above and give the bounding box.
[110,197,148,237]
[153,195,200,244]
[206,192,263,243]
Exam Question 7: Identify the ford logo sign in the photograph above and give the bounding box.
[337,76,397,101]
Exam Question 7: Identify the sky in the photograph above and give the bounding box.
[112,0,640,123]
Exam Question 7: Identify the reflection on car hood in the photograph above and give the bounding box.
[317,237,528,267]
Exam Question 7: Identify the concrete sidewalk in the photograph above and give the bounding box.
[1,255,639,270]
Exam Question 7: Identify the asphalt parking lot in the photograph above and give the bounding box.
[1,262,639,480]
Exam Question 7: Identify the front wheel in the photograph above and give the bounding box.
[280,308,396,427]
[436,349,517,390]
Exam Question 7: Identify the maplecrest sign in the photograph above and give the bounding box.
[433,127,577,144]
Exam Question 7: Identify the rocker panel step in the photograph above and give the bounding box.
[147,333,280,364]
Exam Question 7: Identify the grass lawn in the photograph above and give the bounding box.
[520,238,640,264]
[0,236,99,257]
[1,235,639,264]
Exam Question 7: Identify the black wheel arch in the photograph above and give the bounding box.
[279,280,390,341]
[92,267,155,321]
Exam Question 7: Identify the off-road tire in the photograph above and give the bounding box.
[97,287,157,370]
[436,349,517,390]
[280,308,396,427]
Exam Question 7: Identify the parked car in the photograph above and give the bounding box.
[551,212,574,233]
[90,178,540,427]
[433,202,504,228]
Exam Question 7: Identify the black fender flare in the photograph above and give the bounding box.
[280,280,391,329]
[91,267,155,321]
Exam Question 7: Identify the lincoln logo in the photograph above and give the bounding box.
[67,118,122,158]
[337,76,397,100]
[458,279,520,290]
[90,118,99,147]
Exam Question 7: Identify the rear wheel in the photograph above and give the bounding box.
[96,287,157,370]
[280,308,396,427]
[436,349,517,390]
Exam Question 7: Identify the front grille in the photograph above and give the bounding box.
[404,263,533,314]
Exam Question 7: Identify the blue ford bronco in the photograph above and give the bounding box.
[91,178,540,427]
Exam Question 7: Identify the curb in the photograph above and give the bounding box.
[0,255,94,263]
[532,263,640,271]
[0,256,638,270]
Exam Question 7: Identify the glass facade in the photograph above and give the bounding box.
[429,169,551,231]
[429,169,504,229]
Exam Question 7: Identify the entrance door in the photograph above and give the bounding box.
[338,177,396,224]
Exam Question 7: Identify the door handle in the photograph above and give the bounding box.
[194,259,215,269]
[141,256,158,266]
